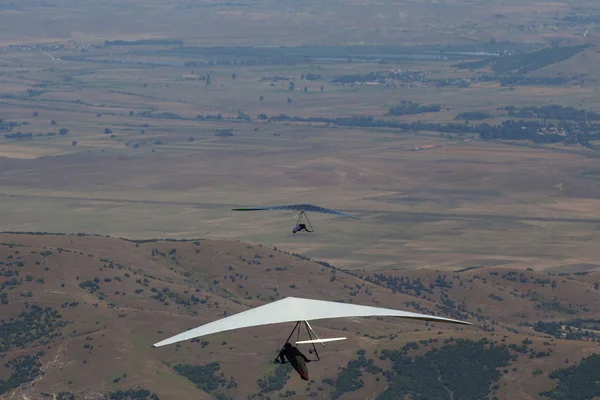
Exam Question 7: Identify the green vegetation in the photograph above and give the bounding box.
[505,105,600,121]
[257,364,291,394]
[266,112,600,146]
[105,388,160,399]
[540,354,600,399]
[173,362,236,396]
[491,44,588,74]
[533,319,598,341]
[377,339,511,400]
[0,305,68,351]
[79,279,101,293]
[368,274,432,296]
[456,44,588,76]
[0,353,43,395]
[150,287,205,307]
[387,102,441,116]
[331,349,377,399]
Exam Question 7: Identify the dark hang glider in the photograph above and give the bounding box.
[231,204,360,233]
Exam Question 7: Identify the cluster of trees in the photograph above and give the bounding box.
[330,349,382,399]
[256,364,291,394]
[377,339,511,400]
[79,279,101,293]
[0,305,68,351]
[540,354,600,399]
[215,128,234,137]
[331,70,493,88]
[533,319,598,341]
[0,119,18,131]
[498,270,556,287]
[150,286,206,307]
[535,300,577,315]
[0,353,43,395]
[173,362,236,395]
[498,76,574,86]
[387,102,441,116]
[332,71,392,85]
[4,129,69,140]
[105,388,160,399]
[368,274,432,297]
[455,44,588,75]
[137,111,182,120]
[492,44,588,74]
[505,105,600,121]
[267,112,600,147]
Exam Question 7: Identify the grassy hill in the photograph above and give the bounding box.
[0,233,598,399]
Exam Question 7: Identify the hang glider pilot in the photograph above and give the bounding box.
[293,223,312,233]
[277,342,311,381]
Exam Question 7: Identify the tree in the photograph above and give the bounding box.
[33,111,38,117]
[320,85,324,92]
[71,140,77,146]
[59,128,69,135]
[260,96,264,102]
[104,128,112,134]
[287,98,292,104]
[232,73,236,79]
[129,111,134,116]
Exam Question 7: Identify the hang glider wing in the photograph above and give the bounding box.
[231,204,360,219]
[152,297,471,348]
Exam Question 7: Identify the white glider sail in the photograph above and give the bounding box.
[296,337,347,345]
[153,297,471,348]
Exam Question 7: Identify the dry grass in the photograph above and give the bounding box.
[0,234,597,399]
[2,47,600,271]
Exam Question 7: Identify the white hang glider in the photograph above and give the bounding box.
[153,297,471,363]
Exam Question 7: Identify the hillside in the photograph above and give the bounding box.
[0,233,598,400]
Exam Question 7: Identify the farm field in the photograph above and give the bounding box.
[3,43,600,272]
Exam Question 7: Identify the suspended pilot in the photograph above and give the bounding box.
[277,343,311,380]
[293,223,312,233]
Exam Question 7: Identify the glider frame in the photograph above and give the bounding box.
[296,211,315,233]
[276,321,323,363]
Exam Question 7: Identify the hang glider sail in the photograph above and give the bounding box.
[231,204,360,233]
[232,204,360,219]
[152,296,471,348]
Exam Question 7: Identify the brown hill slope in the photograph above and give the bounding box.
[0,233,598,400]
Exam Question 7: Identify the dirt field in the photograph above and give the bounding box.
[2,36,600,272]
